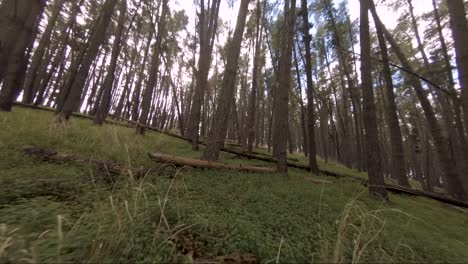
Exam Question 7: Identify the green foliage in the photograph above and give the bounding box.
[1,108,468,263]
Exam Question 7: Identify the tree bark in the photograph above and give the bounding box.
[56,0,118,123]
[0,0,46,111]
[272,0,296,173]
[186,0,221,149]
[361,0,388,200]
[370,0,467,201]
[203,0,250,161]
[300,0,319,175]
[373,7,410,188]
[446,0,468,165]
[135,0,169,134]
[246,0,263,154]
[22,0,66,104]
[94,0,127,125]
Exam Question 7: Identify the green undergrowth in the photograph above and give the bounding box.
[1,108,468,263]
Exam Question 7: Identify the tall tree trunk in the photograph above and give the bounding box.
[273,0,296,173]
[446,0,468,165]
[323,0,362,170]
[94,0,127,125]
[406,0,430,66]
[246,0,263,154]
[203,0,250,161]
[373,8,410,188]
[86,48,108,114]
[361,0,388,200]
[135,0,169,134]
[293,44,309,157]
[114,47,137,118]
[35,0,83,107]
[56,0,118,122]
[186,0,221,149]
[370,0,467,201]
[22,0,66,104]
[0,0,46,111]
[432,0,467,153]
[131,21,155,122]
[300,0,319,175]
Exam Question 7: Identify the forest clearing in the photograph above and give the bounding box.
[2,0,468,262]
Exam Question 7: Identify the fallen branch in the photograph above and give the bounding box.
[23,146,153,178]
[383,184,468,209]
[15,103,468,208]
[303,177,333,184]
[148,153,276,173]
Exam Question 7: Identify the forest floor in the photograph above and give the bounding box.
[1,108,468,263]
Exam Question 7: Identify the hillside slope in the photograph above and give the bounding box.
[1,108,468,263]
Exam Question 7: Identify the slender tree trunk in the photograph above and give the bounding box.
[203,0,250,161]
[300,0,319,175]
[323,0,363,170]
[446,0,468,166]
[373,8,410,188]
[23,0,66,104]
[0,0,46,111]
[361,0,388,200]
[406,0,430,66]
[273,0,296,173]
[186,0,221,149]
[370,0,466,201]
[246,0,263,154]
[131,27,154,122]
[135,0,169,134]
[56,0,118,122]
[94,0,127,125]
[293,44,309,157]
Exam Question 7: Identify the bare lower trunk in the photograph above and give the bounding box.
[374,8,410,188]
[56,0,118,122]
[272,0,296,173]
[94,0,127,125]
[0,0,46,111]
[300,0,319,175]
[136,0,169,134]
[361,0,388,200]
[203,0,250,161]
[370,0,466,201]
[22,0,65,104]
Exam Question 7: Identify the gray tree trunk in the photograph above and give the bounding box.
[136,0,169,134]
[94,0,127,125]
[22,0,66,104]
[371,0,467,201]
[0,0,46,111]
[203,0,250,161]
[272,0,296,173]
[300,0,319,175]
[361,0,388,200]
[56,0,118,122]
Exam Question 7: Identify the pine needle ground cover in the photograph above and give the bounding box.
[1,108,467,263]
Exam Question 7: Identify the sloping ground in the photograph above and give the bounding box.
[1,108,468,263]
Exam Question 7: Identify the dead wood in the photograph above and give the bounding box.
[148,153,276,173]
[15,103,468,208]
[303,177,333,184]
[23,145,152,178]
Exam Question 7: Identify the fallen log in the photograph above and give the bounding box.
[148,153,276,173]
[303,177,333,184]
[384,184,468,208]
[23,146,153,178]
[15,103,468,209]
[217,147,364,181]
